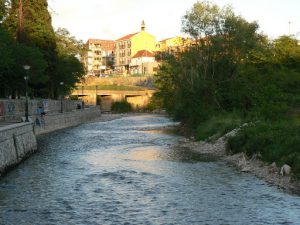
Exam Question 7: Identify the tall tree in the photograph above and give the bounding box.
[156,1,262,124]
[4,0,57,97]
[53,28,85,98]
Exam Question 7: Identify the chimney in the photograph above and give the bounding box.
[141,20,146,31]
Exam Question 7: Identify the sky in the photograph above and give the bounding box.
[48,0,300,42]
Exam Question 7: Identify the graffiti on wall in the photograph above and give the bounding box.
[7,102,16,115]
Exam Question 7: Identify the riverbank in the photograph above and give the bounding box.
[176,130,300,193]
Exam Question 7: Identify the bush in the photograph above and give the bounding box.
[111,101,133,113]
[227,120,300,179]
[195,112,243,141]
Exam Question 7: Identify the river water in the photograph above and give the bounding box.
[0,114,300,225]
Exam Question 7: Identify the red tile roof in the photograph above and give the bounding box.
[117,32,138,41]
[86,39,115,51]
[132,50,154,58]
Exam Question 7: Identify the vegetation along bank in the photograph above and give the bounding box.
[151,1,300,184]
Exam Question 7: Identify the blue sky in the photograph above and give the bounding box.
[48,0,300,42]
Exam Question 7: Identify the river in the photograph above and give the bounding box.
[0,114,300,225]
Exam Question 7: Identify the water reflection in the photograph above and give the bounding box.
[0,114,300,225]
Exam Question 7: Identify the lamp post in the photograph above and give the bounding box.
[60,82,64,113]
[23,65,30,122]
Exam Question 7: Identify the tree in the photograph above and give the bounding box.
[53,28,85,98]
[0,0,9,23]
[4,0,57,98]
[182,1,234,40]
[0,27,16,97]
[55,28,85,57]
[0,26,47,98]
[156,1,262,125]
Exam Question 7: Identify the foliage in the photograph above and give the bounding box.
[227,120,300,179]
[0,1,85,99]
[0,0,9,23]
[155,1,300,178]
[55,28,85,57]
[111,101,133,113]
[156,1,262,125]
[145,93,164,112]
[0,27,47,97]
[0,27,17,97]
[3,0,56,97]
[53,28,85,98]
[196,112,243,141]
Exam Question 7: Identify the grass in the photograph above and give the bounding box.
[193,110,300,179]
[195,112,243,142]
[227,119,300,179]
[77,85,146,91]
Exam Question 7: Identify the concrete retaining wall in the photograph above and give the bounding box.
[0,99,82,122]
[34,107,101,135]
[0,123,37,175]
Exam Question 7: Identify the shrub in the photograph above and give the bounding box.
[227,120,300,179]
[195,112,243,141]
[111,101,133,113]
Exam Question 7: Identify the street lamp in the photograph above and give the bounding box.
[60,82,64,113]
[23,65,30,122]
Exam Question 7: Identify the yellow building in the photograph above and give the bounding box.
[156,36,193,54]
[115,21,156,74]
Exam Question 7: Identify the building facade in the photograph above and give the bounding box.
[114,21,156,74]
[84,39,115,76]
[156,36,192,55]
[130,50,158,75]
[83,22,191,76]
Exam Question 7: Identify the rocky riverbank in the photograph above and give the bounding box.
[176,129,300,194]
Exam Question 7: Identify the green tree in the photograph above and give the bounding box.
[0,28,47,98]
[55,28,85,56]
[4,0,57,98]
[156,1,262,125]
[53,28,85,98]
[0,0,9,23]
[0,27,16,97]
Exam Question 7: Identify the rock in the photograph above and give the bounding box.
[280,164,292,176]
[268,162,278,173]
[270,162,277,168]
[241,165,251,172]
[237,153,247,169]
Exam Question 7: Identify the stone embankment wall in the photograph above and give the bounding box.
[0,99,82,122]
[0,123,37,175]
[34,107,101,135]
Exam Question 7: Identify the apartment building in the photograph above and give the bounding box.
[84,39,115,76]
[156,36,193,55]
[115,21,156,74]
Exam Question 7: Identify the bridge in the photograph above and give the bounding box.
[71,87,155,111]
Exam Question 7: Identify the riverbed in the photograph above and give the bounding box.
[0,114,300,224]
